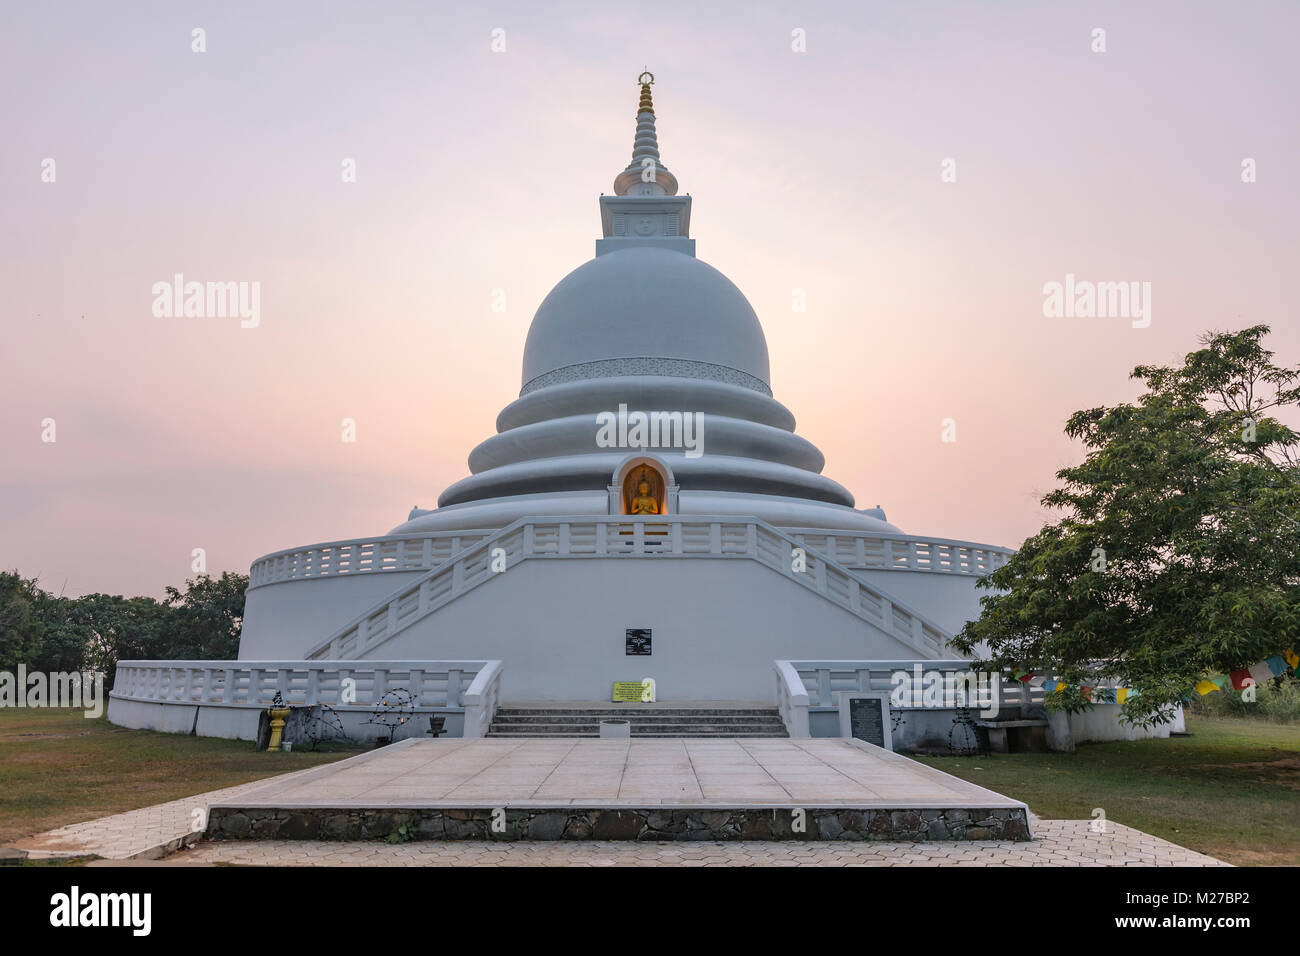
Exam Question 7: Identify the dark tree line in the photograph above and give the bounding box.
[0,571,247,685]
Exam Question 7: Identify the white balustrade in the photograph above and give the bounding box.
[774,660,811,738]
[109,660,503,720]
[772,659,1068,735]
[248,532,493,588]
[784,530,1013,575]
[250,527,1010,589]
[461,660,503,739]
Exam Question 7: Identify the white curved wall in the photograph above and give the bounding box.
[851,569,989,638]
[239,571,425,660]
[345,557,921,701]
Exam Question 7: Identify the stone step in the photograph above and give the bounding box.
[488,725,786,734]
[494,709,782,718]
[490,714,786,725]
[488,704,789,738]
[485,731,787,738]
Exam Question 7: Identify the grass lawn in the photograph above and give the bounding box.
[0,708,361,846]
[914,715,1300,866]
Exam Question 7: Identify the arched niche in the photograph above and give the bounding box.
[609,454,679,516]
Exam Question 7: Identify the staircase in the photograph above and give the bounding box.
[486,704,789,738]
[305,514,953,662]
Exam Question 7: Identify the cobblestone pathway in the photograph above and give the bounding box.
[169,821,1226,866]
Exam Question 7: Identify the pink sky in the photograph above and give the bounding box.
[3,1,1298,598]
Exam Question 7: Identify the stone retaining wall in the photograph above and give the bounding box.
[205,805,1031,842]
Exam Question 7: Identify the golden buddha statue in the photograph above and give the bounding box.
[629,474,659,515]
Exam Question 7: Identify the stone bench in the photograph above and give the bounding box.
[976,719,1049,754]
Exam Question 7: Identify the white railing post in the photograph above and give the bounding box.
[446,669,462,708]
[462,661,502,739]
[409,669,424,707]
[774,661,811,738]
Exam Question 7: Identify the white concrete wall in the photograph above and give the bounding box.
[107,695,201,735]
[1067,703,1185,743]
[239,571,425,659]
[356,557,922,701]
[851,569,987,638]
[107,694,468,742]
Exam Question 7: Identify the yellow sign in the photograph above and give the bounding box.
[612,680,655,702]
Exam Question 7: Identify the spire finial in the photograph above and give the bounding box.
[637,71,655,115]
[613,70,678,196]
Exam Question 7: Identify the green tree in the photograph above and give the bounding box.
[952,326,1300,724]
[29,589,90,672]
[0,571,46,672]
[46,592,170,682]
[161,572,248,660]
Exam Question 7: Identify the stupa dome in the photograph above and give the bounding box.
[520,246,771,395]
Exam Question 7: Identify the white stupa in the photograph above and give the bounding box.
[237,75,1012,701]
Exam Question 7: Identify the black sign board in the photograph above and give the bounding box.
[625,628,652,656]
[842,694,891,749]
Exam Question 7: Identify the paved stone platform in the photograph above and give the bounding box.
[167,821,1229,866]
[205,737,1032,841]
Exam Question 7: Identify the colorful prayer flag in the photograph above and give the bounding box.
[1248,661,1274,686]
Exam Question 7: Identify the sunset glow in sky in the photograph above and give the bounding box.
[4,1,1298,597]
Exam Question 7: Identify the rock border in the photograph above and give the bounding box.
[206,806,1030,842]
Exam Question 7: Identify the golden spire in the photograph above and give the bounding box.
[614,70,678,196]
[637,71,655,115]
